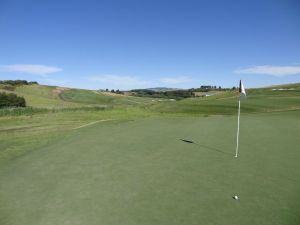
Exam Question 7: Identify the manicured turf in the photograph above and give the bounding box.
[0,111,299,225]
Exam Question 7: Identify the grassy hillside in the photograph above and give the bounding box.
[0,84,156,109]
[0,84,83,108]
[61,89,154,106]
[268,83,300,89]
[1,83,299,115]
[150,85,300,115]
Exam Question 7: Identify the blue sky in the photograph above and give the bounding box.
[0,0,300,90]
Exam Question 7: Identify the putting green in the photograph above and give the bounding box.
[0,111,299,225]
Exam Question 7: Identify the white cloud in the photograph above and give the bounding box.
[0,64,62,75]
[89,75,149,89]
[235,65,300,77]
[159,76,193,85]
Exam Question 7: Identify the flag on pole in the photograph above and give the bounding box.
[239,80,246,96]
[235,80,246,158]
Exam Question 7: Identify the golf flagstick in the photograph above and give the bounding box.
[235,99,241,158]
[235,80,246,158]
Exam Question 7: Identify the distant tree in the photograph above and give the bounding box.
[232,86,236,90]
[111,89,115,93]
[218,86,222,90]
[28,81,38,85]
[117,89,124,94]
[105,88,109,92]
[200,85,212,90]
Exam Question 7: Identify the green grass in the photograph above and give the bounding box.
[61,89,115,105]
[61,88,155,106]
[2,83,299,115]
[0,84,156,110]
[150,87,300,115]
[0,107,156,162]
[0,83,300,225]
[0,106,108,117]
[0,85,84,108]
[0,111,299,225]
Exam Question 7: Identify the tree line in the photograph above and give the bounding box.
[0,80,38,86]
[131,85,237,99]
[131,89,194,99]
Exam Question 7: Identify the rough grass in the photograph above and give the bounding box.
[2,83,299,115]
[61,89,155,106]
[150,88,300,115]
[1,85,84,108]
[0,106,107,117]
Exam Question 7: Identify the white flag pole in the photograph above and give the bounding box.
[235,98,241,158]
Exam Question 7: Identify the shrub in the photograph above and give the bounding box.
[1,85,16,91]
[0,92,26,108]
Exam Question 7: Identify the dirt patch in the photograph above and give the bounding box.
[52,87,69,100]
[52,87,68,95]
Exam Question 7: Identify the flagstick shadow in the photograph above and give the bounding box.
[180,139,195,144]
[196,143,232,155]
[179,139,231,155]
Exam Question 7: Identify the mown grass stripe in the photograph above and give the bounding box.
[74,119,115,129]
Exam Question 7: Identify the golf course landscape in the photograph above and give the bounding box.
[0,83,299,225]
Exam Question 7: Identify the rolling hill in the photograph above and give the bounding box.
[1,83,299,115]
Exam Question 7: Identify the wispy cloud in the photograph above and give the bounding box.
[159,76,193,85]
[88,75,149,89]
[88,75,196,89]
[0,64,62,75]
[234,65,300,77]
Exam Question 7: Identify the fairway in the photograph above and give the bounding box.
[1,111,299,225]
